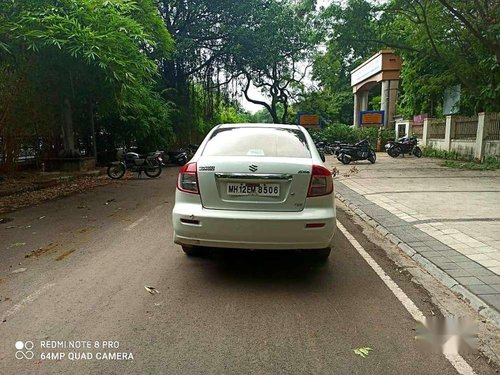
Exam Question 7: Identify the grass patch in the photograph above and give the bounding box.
[422,147,500,170]
[442,159,500,170]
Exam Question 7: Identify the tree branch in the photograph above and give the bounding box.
[242,73,273,115]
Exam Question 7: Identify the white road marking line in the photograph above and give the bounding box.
[124,204,165,232]
[1,283,56,322]
[125,216,147,231]
[337,222,476,375]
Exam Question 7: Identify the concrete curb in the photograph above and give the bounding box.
[335,192,500,328]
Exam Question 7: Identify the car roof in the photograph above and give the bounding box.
[216,123,304,131]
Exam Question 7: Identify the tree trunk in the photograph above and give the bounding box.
[61,98,76,157]
[89,101,97,158]
[270,107,279,123]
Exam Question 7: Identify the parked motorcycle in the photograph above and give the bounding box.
[385,136,422,158]
[314,141,327,154]
[337,139,376,164]
[107,149,162,179]
[186,144,199,158]
[323,143,338,155]
[331,141,351,157]
[167,149,189,166]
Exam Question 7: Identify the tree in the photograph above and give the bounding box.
[385,0,500,113]
[294,0,382,124]
[229,0,318,123]
[0,0,174,167]
[306,0,499,121]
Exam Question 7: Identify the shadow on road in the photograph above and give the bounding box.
[184,249,330,287]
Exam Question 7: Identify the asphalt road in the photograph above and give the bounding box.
[0,169,495,374]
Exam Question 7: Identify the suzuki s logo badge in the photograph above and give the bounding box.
[249,164,258,172]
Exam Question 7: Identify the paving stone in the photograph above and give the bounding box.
[467,285,498,295]
[336,180,500,318]
[425,241,446,248]
[455,261,483,270]
[480,295,500,310]
[454,276,484,286]
[467,267,497,277]
[422,251,446,258]
[414,246,435,252]
[398,243,416,257]
[432,245,454,251]
[439,250,461,257]
[447,269,473,278]
[477,275,500,284]
[407,241,426,247]
[438,263,462,271]
[491,285,500,293]
[447,255,472,263]
[386,233,401,245]
[376,226,390,236]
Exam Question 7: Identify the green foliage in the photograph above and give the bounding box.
[421,148,471,161]
[421,147,500,169]
[384,0,500,114]
[313,124,379,147]
[229,0,318,123]
[442,158,500,171]
[379,128,396,144]
[0,0,175,164]
[301,0,500,125]
[248,108,275,124]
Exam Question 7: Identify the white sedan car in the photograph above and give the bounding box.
[172,123,336,260]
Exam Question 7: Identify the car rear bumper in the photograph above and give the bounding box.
[172,201,336,250]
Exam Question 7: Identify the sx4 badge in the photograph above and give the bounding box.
[15,341,35,360]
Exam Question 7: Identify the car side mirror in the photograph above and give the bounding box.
[319,151,326,163]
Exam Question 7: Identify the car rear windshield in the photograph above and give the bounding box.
[202,127,311,158]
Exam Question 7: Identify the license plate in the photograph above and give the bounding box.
[226,183,280,196]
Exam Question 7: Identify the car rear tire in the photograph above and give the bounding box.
[310,248,331,262]
[182,245,204,257]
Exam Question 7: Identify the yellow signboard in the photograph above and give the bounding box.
[360,111,384,126]
[299,114,320,125]
[298,113,321,128]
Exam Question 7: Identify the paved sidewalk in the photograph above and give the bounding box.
[327,153,500,319]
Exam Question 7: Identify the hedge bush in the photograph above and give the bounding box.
[422,147,500,169]
[309,124,395,147]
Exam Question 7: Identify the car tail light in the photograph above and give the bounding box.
[177,162,199,194]
[307,165,334,197]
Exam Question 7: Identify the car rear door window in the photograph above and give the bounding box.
[202,127,311,158]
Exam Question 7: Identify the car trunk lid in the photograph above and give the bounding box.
[198,156,312,212]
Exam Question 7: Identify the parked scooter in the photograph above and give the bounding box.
[107,149,162,179]
[385,136,422,158]
[337,139,376,164]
